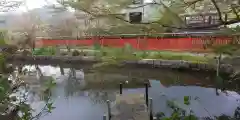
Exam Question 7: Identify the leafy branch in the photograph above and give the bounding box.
[58,0,240,31]
[0,31,56,120]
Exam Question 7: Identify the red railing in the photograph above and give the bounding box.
[35,35,236,52]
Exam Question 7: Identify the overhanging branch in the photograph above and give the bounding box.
[231,4,240,19]
[60,0,240,30]
[210,0,223,23]
[183,0,204,9]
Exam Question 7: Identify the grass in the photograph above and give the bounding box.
[136,51,212,62]
[33,47,56,56]
[34,45,215,63]
[90,46,214,63]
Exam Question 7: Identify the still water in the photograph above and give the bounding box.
[20,65,240,120]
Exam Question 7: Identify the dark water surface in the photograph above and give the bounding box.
[21,65,240,120]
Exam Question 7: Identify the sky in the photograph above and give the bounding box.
[0,0,155,15]
[18,0,55,11]
[21,0,59,11]
[6,0,154,12]
[2,0,59,13]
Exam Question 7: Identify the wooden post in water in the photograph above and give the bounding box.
[107,100,111,120]
[71,68,76,79]
[103,114,107,120]
[60,66,64,75]
[215,55,221,95]
[145,82,149,106]
[149,98,153,120]
[119,83,123,95]
[216,55,220,77]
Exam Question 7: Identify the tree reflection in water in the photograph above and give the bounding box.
[15,65,240,119]
[64,68,83,97]
[86,90,117,104]
[202,106,240,119]
[19,65,54,102]
[64,70,118,104]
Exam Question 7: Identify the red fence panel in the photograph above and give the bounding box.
[101,38,122,47]
[37,36,234,52]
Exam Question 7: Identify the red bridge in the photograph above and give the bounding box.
[36,33,239,52]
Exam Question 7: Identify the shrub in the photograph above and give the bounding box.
[33,47,56,56]
[72,50,80,56]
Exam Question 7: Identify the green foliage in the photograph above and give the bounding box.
[184,96,190,105]
[0,30,58,120]
[46,102,55,113]
[93,44,140,68]
[0,30,6,45]
[44,78,57,90]
[211,27,240,56]
[0,76,11,102]
[0,53,56,120]
[19,103,32,120]
[157,92,240,120]
[157,1,184,28]
[33,47,56,56]
[140,51,209,62]
[233,26,240,33]
[216,76,224,85]
[0,53,6,72]
[157,98,198,120]
[225,25,240,34]
[72,50,80,56]
[91,45,212,69]
[212,44,239,55]
[19,78,56,120]
[93,42,101,50]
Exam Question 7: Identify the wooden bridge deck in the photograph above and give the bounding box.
[110,93,149,120]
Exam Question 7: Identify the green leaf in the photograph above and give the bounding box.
[93,42,101,50]
[0,86,4,92]
[47,102,55,113]
[184,96,190,105]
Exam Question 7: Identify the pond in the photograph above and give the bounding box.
[18,65,240,120]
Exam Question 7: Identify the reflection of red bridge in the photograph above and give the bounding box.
[36,34,238,52]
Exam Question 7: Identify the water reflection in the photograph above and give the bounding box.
[19,65,240,120]
[149,80,240,117]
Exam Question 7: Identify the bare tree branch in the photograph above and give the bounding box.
[183,0,204,8]
[7,12,48,49]
[210,0,223,23]
[231,4,240,19]
[59,0,240,32]
[0,0,23,12]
